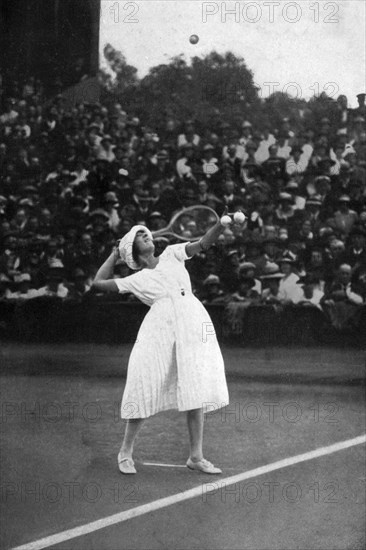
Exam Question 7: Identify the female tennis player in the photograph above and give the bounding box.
[92,212,230,475]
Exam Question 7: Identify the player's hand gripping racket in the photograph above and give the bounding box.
[152,205,219,241]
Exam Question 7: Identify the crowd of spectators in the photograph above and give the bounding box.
[0,71,366,331]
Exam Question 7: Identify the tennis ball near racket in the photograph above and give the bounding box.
[220,215,232,227]
[189,34,199,44]
[233,211,246,224]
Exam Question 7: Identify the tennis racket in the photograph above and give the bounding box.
[152,205,219,241]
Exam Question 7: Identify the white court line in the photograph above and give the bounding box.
[11,434,366,550]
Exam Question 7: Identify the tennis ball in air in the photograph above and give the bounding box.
[220,215,232,227]
[189,34,199,44]
[234,211,246,224]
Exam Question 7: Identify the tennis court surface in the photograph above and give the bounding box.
[1,344,365,550]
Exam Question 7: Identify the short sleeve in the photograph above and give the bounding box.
[114,272,144,295]
[168,243,191,262]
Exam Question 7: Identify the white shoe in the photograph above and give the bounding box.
[118,453,136,474]
[186,457,222,474]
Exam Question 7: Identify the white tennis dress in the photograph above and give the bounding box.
[114,243,229,419]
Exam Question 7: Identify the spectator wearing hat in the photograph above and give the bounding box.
[261,145,286,191]
[240,141,263,185]
[201,274,227,305]
[201,144,220,181]
[273,193,298,227]
[278,256,301,303]
[286,145,308,177]
[303,195,324,234]
[260,263,286,305]
[328,195,358,236]
[293,274,324,308]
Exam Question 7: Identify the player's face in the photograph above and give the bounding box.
[134,230,155,254]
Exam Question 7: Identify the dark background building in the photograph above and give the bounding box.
[0,0,100,92]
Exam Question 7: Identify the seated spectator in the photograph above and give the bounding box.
[278,257,301,303]
[201,144,220,181]
[261,145,286,189]
[66,268,91,301]
[177,120,200,148]
[238,262,262,295]
[33,259,69,299]
[239,121,252,148]
[341,226,366,268]
[286,145,308,178]
[229,273,259,303]
[260,262,286,304]
[293,273,324,308]
[0,234,21,277]
[0,273,11,301]
[273,193,298,227]
[321,263,363,329]
[285,181,306,211]
[328,195,358,237]
[96,135,116,162]
[222,144,242,183]
[6,273,38,301]
[322,264,363,306]
[201,274,227,305]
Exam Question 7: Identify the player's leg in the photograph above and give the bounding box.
[186,408,222,474]
[186,407,204,461]
[119,418,145,457]
[118,418,145,474]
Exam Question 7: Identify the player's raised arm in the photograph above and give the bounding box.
[92,247,120,293]
[186,207,228,257]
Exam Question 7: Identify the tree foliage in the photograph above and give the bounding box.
[100,48,260,129]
